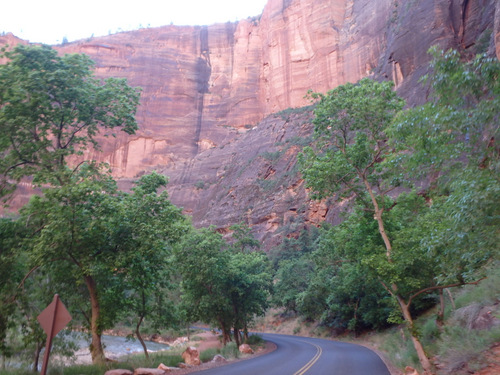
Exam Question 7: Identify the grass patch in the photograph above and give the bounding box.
[379,327,420,371]
[199,347,219,362]
[436,324,500,374]
[275,105,315,121]
[245,334,264,346]
[260,150,282,161]
[220,342,239,359]
[0,350,185,375]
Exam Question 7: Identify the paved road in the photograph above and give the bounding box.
[195,332,391,375]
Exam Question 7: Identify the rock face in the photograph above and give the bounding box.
[1,0,499,248]
[36,0,499,181]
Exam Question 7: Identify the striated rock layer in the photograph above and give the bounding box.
[1,0,499,248]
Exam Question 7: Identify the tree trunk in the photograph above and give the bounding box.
[33,341,43,372]
[243,321,249,342]
[218,318,232,346]
[233,303,241,347]
[362,177,392,259]
[136,315,149,360]
[436,289,445,328]
[84,275,106,364]
[397,296,434,374]
[446,288,456,309]
[234,326,241,347]
[364,173,434,374]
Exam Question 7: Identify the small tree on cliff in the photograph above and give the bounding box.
[0,44,140,197]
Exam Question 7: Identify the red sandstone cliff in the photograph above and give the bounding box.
[1,0,499,246]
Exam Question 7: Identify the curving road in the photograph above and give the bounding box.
[195,332,391,375]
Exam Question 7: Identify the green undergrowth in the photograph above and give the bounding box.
[0,350,183,375]
[198,343,240,362]
[254,265,500,375]
[375,263,500,374]
[199,334,264,363]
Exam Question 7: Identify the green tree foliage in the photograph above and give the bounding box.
[272,257,314,315]
[0,218,27,357]
[174,228,234,343]
[174,227,272,346]
[299,67,498,373]
[227,251,272,345]
[310,218,393,334]
[0,44,140,196]
[386,48,499,278]
[19,169,187,364]
[300,78,405,203]
[269,226,319,269]
[116,171,189,358]
[228,222,260,253]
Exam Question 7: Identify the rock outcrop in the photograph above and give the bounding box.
[1,0,499,248]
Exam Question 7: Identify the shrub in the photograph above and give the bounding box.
[199,347,219,362]
[245,334,264,345]
[220,342,239,359]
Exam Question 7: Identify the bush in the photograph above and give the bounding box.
[379,327,420,371]
[199,347,219,362]
[245,334,264,345]
[220,342,239,359]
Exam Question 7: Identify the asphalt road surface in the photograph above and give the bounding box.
[196,332,391,375]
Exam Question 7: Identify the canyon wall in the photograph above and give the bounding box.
[42,0,497,181]
[1,0,499,246]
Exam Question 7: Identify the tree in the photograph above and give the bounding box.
[174,228,234,344]
[308,219,393,334]
[174,227,272,346]
[20,166,123,363]
[228,223,260,253]
[226,251,272,344]
[0,44,140,197]
[116,172,189,359]
[272,257,314,315]
[386,48,499,278]
[0,218,27,358]
[301,79,460,372]
[301,51,498,372]
[19,168,188,364]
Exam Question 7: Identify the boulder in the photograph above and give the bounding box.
[239,344,254,354]
[181,346,201,366]
[211,354,227,363]
[157,363,171,372]
[104,370,133,375]
[133,368,167,375]
[405,366,420,375]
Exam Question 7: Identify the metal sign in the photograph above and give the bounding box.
[37,294,72,375]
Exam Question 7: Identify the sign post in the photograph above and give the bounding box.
[37,294,72,375]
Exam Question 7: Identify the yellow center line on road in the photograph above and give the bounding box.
[293,341,323,375]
